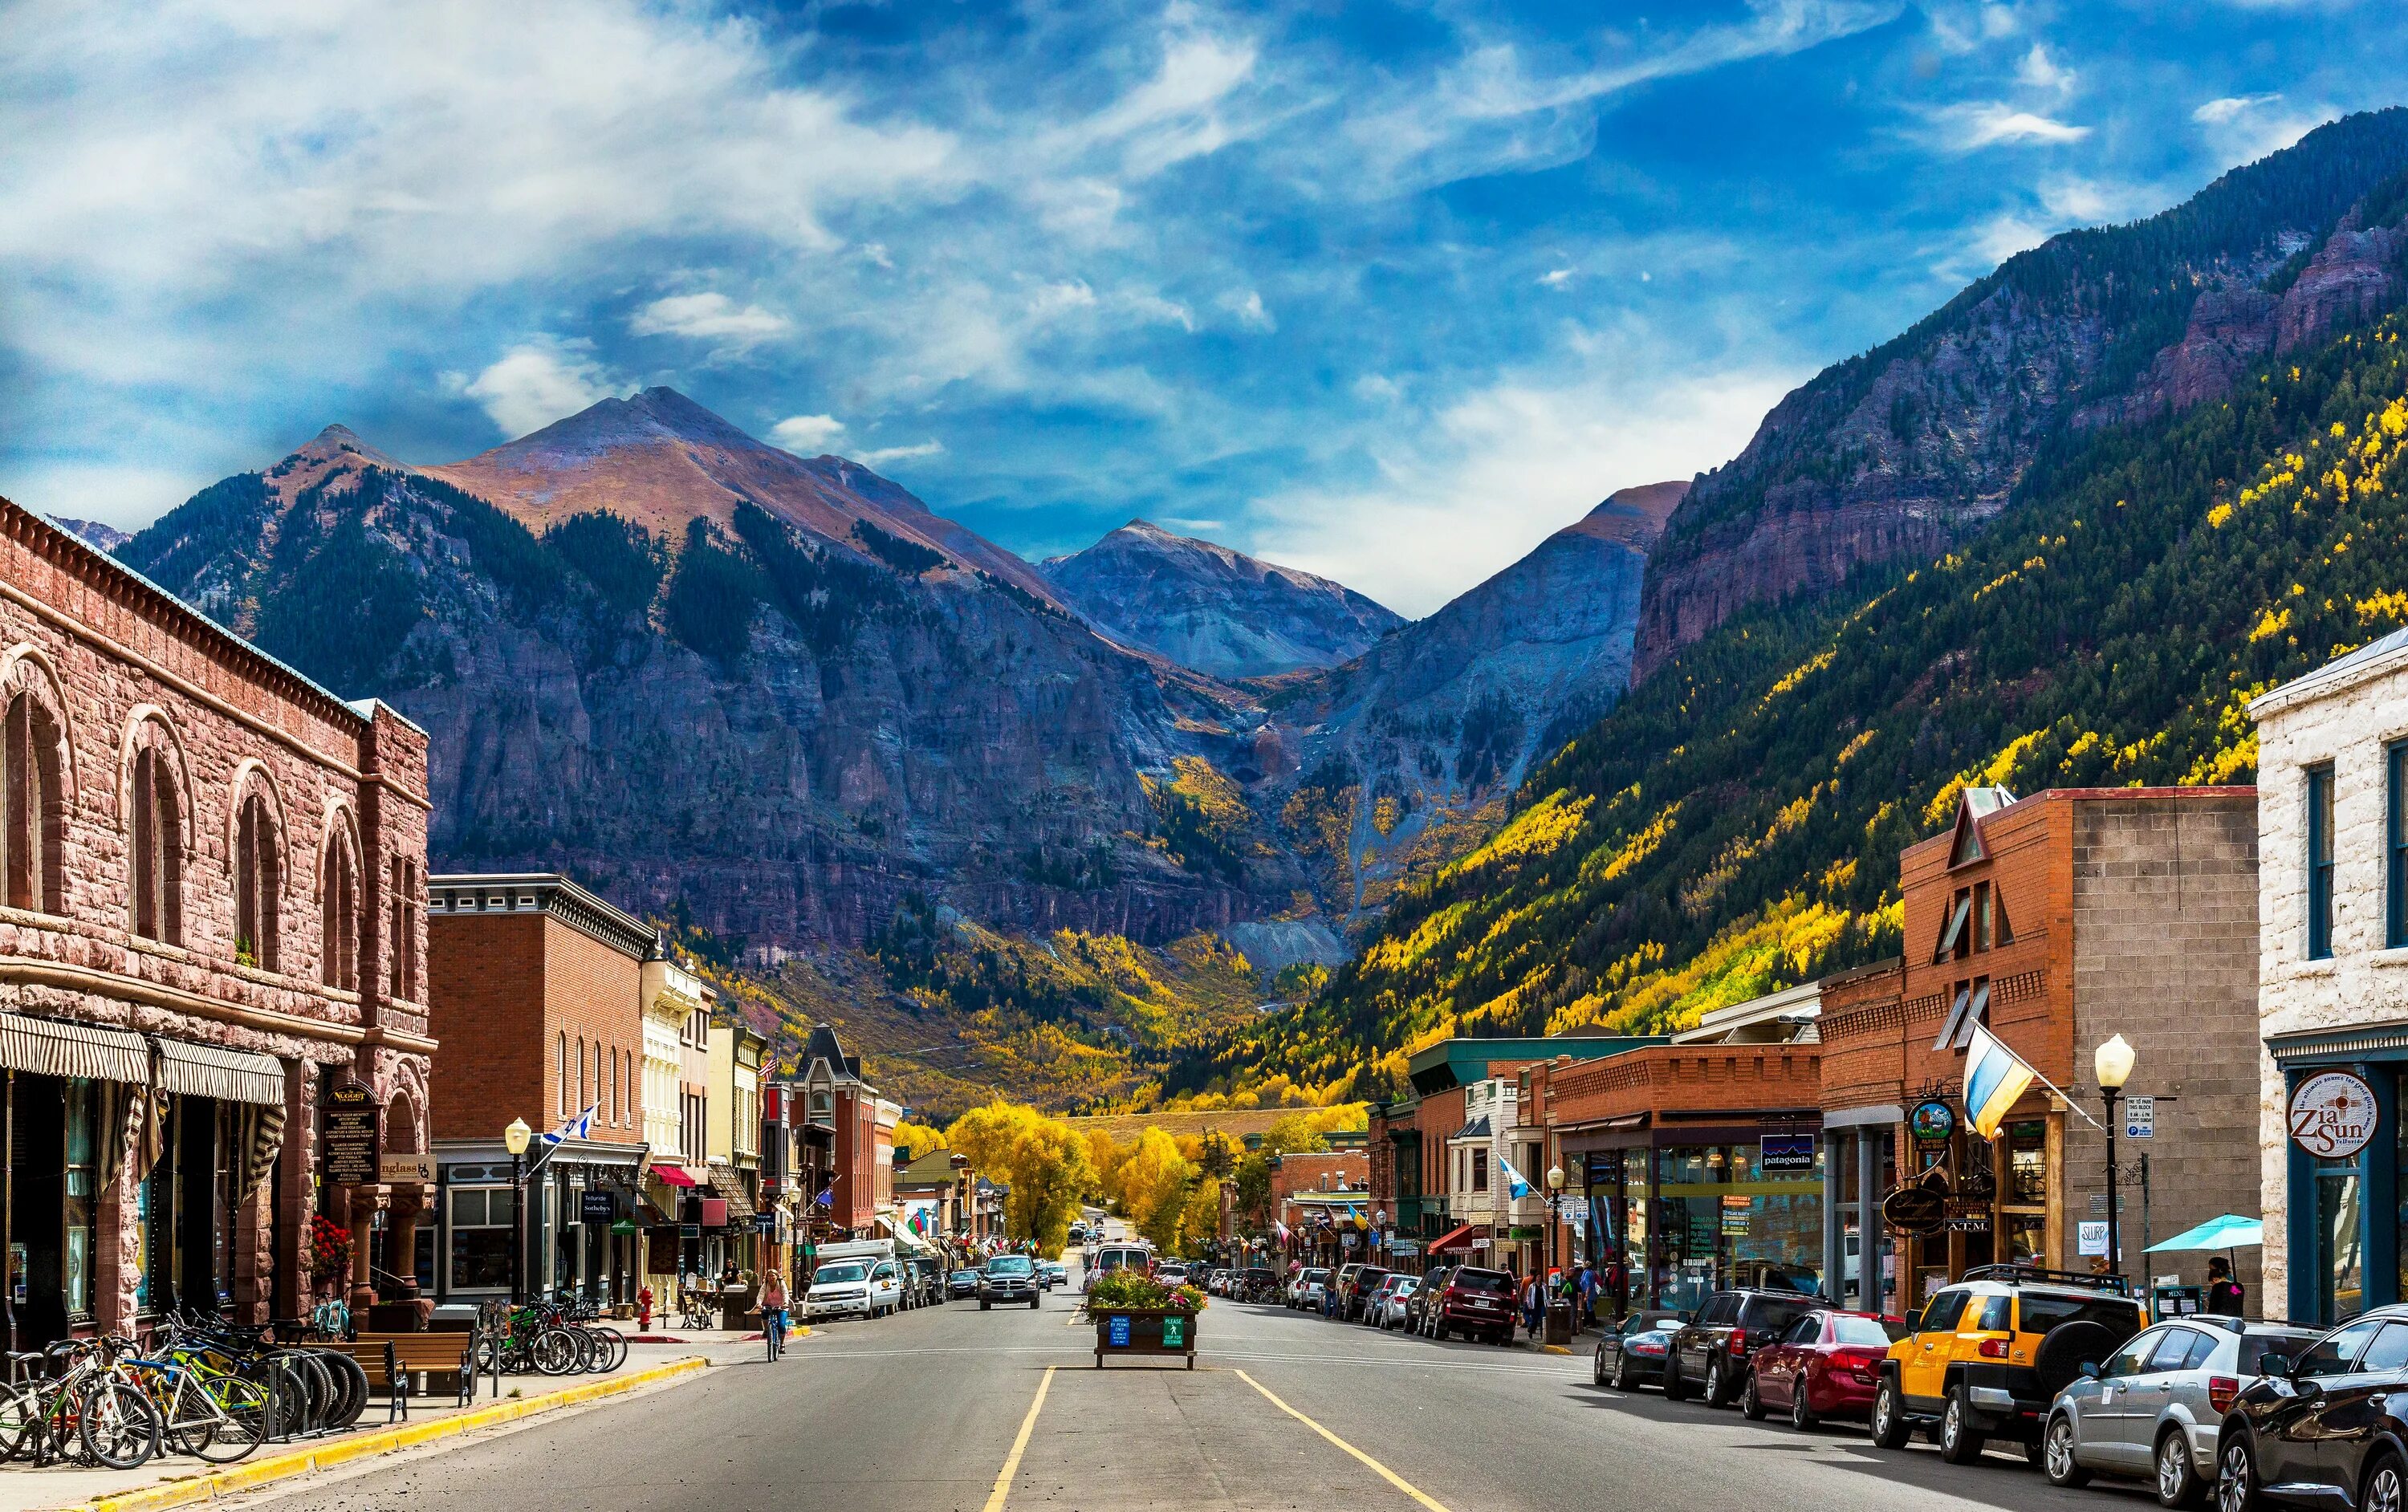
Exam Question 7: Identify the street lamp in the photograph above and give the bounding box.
[504,1118,532,1306]
[2094,1036,2135,1285]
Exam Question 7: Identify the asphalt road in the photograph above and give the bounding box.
[243,1240,2151,1512]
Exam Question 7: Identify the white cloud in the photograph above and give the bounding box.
[1220,289,1275,331]
[2194,93,2281,123]
[771,414,847,453]
[1540,267,1576,288]
[457,341,630,438]
[858,440,946,467]
[1028,280,1100,319]
[2016,44,2076,93]
[629,292,790,347]
[1942,104,2092,148]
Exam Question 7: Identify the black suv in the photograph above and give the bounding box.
[1344,1266,1393,1322]
[2219,1305,2408,1511]
[1665,1288,1822,1407]
[979,1254,1041,1310]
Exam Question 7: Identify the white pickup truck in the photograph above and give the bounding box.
[805,1256,904,1320]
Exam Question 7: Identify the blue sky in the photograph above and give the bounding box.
[4,2,2405,616]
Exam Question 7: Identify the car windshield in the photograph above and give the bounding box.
[2018,1294,2143,1336]
[815,1262,868,1283]
[1453,1269,1513,1294]
[1830,1316,1896,1347]
[988,1257,1033,1274]
[1303,1269,1328,1283]
[1747,1297,1816,1333]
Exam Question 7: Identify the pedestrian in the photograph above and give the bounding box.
[760,1266,789,1359]
[2207,1256,2246,1315]
[1576,1263,1597,1335]
[1520,1270,1541,1339]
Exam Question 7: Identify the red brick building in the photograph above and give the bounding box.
[0,498,433,1343]
[425,874,653,1305]
[779,1024,896,1238]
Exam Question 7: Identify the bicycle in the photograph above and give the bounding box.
[108,1342,269,1464]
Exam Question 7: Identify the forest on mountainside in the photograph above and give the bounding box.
[1174,299,2408,1105]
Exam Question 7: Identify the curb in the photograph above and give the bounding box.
[72,1356,711,1512]
[1541,1345,1572,1356]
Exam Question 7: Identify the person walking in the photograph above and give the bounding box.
[2207,1256,2246,1315]
[1520,1270,1542,1340]
[760,1266,790,1360]
[1576,1262,1597,1336]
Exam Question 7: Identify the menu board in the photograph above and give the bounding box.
[322,1082,380,1185]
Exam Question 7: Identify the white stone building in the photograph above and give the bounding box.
[2252,627,2408,1322]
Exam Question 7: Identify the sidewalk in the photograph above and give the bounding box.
[0,1333,771,1512]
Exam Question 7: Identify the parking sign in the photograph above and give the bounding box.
[2125,1095,2154,1140]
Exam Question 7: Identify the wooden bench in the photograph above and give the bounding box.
[319,1332,477,1422]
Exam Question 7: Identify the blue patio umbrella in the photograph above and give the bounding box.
[2144,1214,2264,1254]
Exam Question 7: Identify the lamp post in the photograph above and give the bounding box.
[504,1118,532,1307]
[1545,1164,1565,1275]
[2095,1036,2136,1285]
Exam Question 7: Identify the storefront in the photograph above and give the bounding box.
[429,1137,644,1305]
[2264,1034,2405,1323]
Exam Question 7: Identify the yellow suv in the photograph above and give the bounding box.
[1869,1265,2149,1465]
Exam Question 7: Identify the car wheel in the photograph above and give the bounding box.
[1593,1347,1609,1388]
[1939,1386,1987,1465]
[1613,1351,1637,1392]
[2044,1413,2090,1488]
[1790,1379,1817,1431]
[2365,1453,2407,1512]
[2219,1436,2259,1512]
[1740,1369,1765,1421]
[1705,1356,1731,1408]
[1868,1381,1910,1449]
[2158,1428,2204,1508]
[1662,1356,1689,1402]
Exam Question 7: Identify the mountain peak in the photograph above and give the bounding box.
[292,424,402,470]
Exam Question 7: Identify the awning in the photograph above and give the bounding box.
[153,1039,285,1105]
[0,1014,148,1083]
[1430,1223,1480,1253]
[649,1163,697,1188]
[704,1162,757,1225]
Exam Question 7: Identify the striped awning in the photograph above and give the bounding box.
[153,1038,285,1106]
[0,1014,148,1084]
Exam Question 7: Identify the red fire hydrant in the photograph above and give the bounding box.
[637,1285,654,1334]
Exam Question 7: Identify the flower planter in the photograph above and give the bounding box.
[1092,1305,1198,1368]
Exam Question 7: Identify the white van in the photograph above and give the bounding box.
[806,1254,904,1319]
[1083,1244,1153,1292]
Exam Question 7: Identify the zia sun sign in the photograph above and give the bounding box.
[2289,1071,2379,1160]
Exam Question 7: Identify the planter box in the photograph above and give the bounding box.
[1092,1305,1199,1368]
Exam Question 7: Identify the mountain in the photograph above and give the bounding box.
[116,394,1305,960]
[1037,521,1403,679]
[1177,130,2408,1104]
[1253,481,1686,921]
[1633,107,2408,681]
[49,517,130,554]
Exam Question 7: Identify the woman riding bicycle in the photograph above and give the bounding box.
[759,1269,789,1360]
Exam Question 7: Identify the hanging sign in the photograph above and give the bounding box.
[1881,1181,1946,1236]
[1909,1099,1956,1148]
[2076,1221,2109,1257]
[2124,1095,2154,1140]
[1759,1134,1817,1174]
[321,1083,380,1185]
[2289,1071,2378,1160]
[581,1189,619,1222]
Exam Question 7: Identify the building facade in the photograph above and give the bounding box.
[0,499,433,1346]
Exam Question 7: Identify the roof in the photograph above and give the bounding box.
[2253,625,2408,718]
[427,872,657,960]
[891,1148,962,1185]
[1451,1114,1492,1141]
[794,1023,862,1082]
[1405,1034,1663,1095]
[1671,980,1823,1045]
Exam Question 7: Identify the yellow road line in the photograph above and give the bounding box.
[1235,1368,1451,1512]
[981,1364,1057,1512]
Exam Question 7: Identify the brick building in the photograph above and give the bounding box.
[425,874,651,1307]
[776,1024,896,1239]
[0,498,432,1345]
[1817,785,2260,1317]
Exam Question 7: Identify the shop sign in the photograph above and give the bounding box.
[378,1152,435,1184]
[321,1083,379,1185]
[581,1190,619,1223]
[1881,1182,1946,1236]
[1759,1134,1816,1174]
[1720,1195,1749,1237]
[2076,1221,2109,1257]
[1909,1099,1956,1148]
[2289,1071,2378,1160]
[1940,1196,1991,1234]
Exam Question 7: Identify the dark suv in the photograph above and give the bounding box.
[1665,1288,1822,1407]
[2218,1305,2408,1512]
[1429,1266,1517,1344]
[1344,1266,1393,1322]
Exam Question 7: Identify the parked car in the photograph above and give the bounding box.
[947,1267,982,1300]
[1595,1310,1690,1390]
[1344,1266,1393,1322]
[1291,1267,1331,1310]
[2208,1310,2408,1512]
[1741,1308,1905,1429]
[905,1256,944,1307]
[980,1254,1043,1311]
[2043,1315,2316,1504]
[1327,1265,1362,1315]
[1666,1289,1823,1407]
[1157,1262,1190,1286]
[1040,1260,1068,1290]
[806,1257,902,1320]
[1870,1264,2147,1466]
[1086,1244,1153,1290]
[1358,1273,1403,1326]
[1410,1267,1454,1335]
[1428,1266,1517,1344]
[1241,1266,1279,1303]
[1378,1276,1420,1330]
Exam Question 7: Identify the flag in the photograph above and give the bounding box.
[1963,1023,2036,1140]
[1497,1152,1533,1201]
[542,1104,596,1144]
[814,1185,834,1208]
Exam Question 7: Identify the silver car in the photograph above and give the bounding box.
[2043,1316,2319,1506]
[1378,1276,1419,1330]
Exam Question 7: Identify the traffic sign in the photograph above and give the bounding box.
[2125,1096,2154,1140]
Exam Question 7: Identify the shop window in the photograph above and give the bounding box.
[63,1079,96,1318]
[2308,763,2337,960]
[449,1186,516,1290]
[234,788,281,972]
[320,826,358,990]
[1,691,63,913]
[2390,742,2408,949]
[129,743,184,945]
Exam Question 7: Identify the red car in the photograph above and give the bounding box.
[1740,1308,1902,1429]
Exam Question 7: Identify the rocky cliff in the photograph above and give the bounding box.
[1038,520,1404,680]
[117,396,1304,953]
[1632,108,2408,681]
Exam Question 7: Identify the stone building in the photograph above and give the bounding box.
[0,498,432,1344]
[1817,785,2260,1316]
[2251,630,2408,1322]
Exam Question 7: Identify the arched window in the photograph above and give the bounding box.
[388,856,420,1002]
[321,825,358,990]
[129,742,182,945]
[556,1032,568,1115]
[234,788,281,972]
[1,692,63,914]
[592,1041,603,1118]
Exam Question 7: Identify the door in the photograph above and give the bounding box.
[1901,1290,1970,1408]
[2259,1319,2380,1490]
[1761,1313,1822,1409]
[1685,1295,1736,1376]
[2091,1327,2183,1471]
[2304,1319,2408,1490]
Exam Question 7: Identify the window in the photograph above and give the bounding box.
[320,827,358,990]
[1934,890,1972,963]
[557,1033,569,1115]
[2390,742,2408,949]
[1974,881,1993,952]
[2295,1319,2379,1378]
[2364,1323,2408,1375]
[2101,1335,2154,1379]
[1915,1290,1970,1336]
[234,789,280,971]
[388,857,419,1000]
[1,692,63,913]
[2146,1328,2203,1372]
[2309,763,2337,959]
[448,1187,516,1290]
[129,743,183,944]
[63,1079,96,1317]
[1470,1148,1489,1193]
